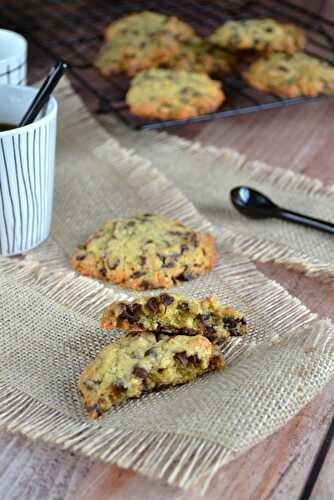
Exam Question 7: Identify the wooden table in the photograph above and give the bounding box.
[2,3,334,499]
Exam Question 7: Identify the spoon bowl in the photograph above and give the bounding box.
[230,186,334,236]
[230,186,278,219]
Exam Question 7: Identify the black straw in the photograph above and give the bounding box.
[19,61,68,127]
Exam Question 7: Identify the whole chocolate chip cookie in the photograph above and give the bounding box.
[161,35,235,74]
[95,11,194,76]
[101,293,247,343]
[79,332,224,418]
[209,18,305,54]
[126,68,225,120]
[71,214,218,290]
[243,52,334,97]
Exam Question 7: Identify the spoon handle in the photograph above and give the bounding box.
[277,208,334,235]
[19,61,67,127]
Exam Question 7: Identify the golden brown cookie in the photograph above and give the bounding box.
[71,214,218,290]
[79,332,224,418]
[161,36,234,74]
[126,68,225,120]
[95,11,194,76]
[101,293,247,343]
[242,52,334,97]
[209,18,305,54]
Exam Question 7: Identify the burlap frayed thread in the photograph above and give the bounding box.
[1,78,334,494]
[102,112,334,283]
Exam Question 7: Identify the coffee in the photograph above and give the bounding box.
[0,123,16,132]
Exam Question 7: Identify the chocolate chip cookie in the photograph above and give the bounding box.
[161,36,234,74]
[95,11,194,76]
[243,52,334,97]
[209,18,305,54]
[71,214,218,290]
[79,332,224,418]
[101,293,247,343]
[126,68,225,119]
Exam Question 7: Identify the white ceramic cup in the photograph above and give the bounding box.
[0,29,27,86]
[0,85,57,256]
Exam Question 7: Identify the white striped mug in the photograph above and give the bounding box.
[0,85,57,256]
[0,29,27,86]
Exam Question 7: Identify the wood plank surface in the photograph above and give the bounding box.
[1,1,334,499]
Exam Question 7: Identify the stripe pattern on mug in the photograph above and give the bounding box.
[0,119,56,256]
[0,58,27,86]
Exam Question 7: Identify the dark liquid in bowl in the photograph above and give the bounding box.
[0,123,16,132]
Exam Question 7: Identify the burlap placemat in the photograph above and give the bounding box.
[101,113,334,283]
[1,80,334,494]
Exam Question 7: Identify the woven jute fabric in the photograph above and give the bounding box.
[1,79,334,494]
[101,112,334,283]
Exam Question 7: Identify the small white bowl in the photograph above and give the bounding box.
[0,29,27,86]
[0,84,58,256]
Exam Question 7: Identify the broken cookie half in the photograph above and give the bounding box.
[101,293,247,343]
[79,332,224,419]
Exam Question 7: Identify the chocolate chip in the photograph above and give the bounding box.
[203,325,216,339]
[180,244,189,254]
[188,354,200,366]
[145,239,153,244]
[162,261,175,268]
[99,267,107,277]
[147,297,160,314]
[141,280,150,290]
[111,381,127,395]
[159,294,174,306]
[127,303,142,316]
[130,271,145,279]
[178,270,196,282]
[174,352,189,368]
[157,253,166,264]
[181,328,197,336]
[119,303,142,323]
[138,255,146,265]
[108,258,120,270]
[196,313,211,322]
[178,302,189,312]
[133,366,148,379]
[223,317,244,336]
[145,347,155,356]
[190,233,199,247]
[76,254,86,261]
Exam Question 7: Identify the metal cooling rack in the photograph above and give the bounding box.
[1,0,333,129]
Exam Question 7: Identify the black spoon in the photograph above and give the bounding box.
[19,60,68,127]
[230,186,334,236]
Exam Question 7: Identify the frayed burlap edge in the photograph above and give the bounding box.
[107,121,334,283]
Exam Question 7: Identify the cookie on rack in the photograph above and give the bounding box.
[161,35,235,74]
[71,214,218,290]
[209,18,306,54]
[101,293,247,343]
[242,52,334,97]
[95,11,194,76]
[126,68,225,119]
[79,332,224,418]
